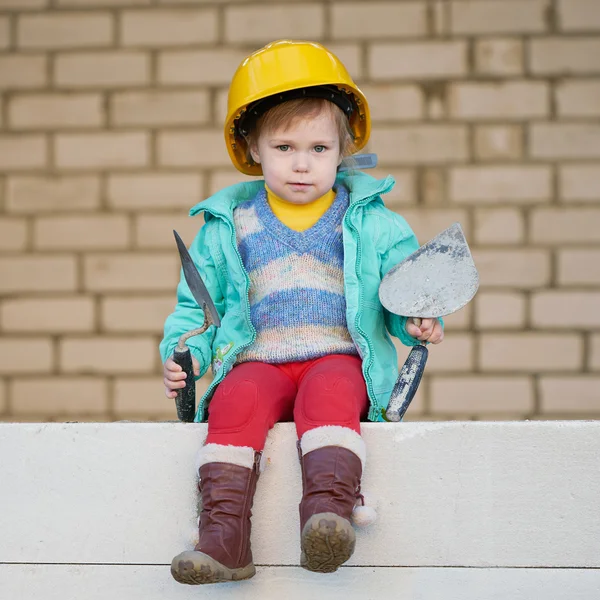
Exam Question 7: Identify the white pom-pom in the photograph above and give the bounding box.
[351,504,378,527]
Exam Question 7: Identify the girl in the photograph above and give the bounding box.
[160,39,443,585]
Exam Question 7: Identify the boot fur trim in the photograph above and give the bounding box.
[196,443,258,472]
[299,426,366,470]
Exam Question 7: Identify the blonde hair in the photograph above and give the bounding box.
[244,98,357,166]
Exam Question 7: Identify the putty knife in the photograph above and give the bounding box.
[379,222,479,422]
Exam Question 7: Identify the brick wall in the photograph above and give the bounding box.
[0,0,598,422]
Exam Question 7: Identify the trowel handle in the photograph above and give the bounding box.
[385,345,429,422]
[172,346,196,422]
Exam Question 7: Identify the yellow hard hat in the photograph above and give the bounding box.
[224,40,371,176]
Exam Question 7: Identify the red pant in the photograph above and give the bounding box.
[205,354,369,451]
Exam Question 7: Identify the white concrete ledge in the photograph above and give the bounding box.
[2,422,599,598]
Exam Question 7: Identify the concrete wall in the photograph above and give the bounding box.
[0,0,599,422]
[1,421,600,598]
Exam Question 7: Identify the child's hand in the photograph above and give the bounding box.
[405,318,444,344]
[163,355,200,399]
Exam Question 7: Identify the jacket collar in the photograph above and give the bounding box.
[189,170,395,220]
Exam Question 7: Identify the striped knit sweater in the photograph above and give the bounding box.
[233,185,358,364]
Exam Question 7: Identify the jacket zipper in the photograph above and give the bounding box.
[343,196,381,420]
[196,216,256,421]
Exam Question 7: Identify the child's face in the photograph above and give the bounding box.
[250,109,343,205]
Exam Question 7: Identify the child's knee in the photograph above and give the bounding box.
[300,373,361,424]
[209,378,259,431]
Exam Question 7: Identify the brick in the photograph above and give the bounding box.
[475,38,524,76]
[451,0,547,34]
[473,250,550,288]
[101,295,175,332]
[6,176,100,213]
[449,82,549,120]
[1,297,95,333]
[475,292,526,329]
[398,209,469,244]
[59,0,148,4]
[420,168,446,206]
[8,93,103,130]
[532,292,600,328]
[366,169,417,207]
[359,84,424,121]
[135,213,201,249]
[480,333,583,372]
[394,334,474,373]
[34,215,130,250]
[0,135,47,171]
[323,44,363,80]
[556,80,600,118]
[0,338,53,374]
[474,125,523,161]
[10,377,108,417]
[208,169,262,196]
[0,0,47,7]
[531,208,600,244]
[55,52,149,88]
[0,16,9,50]
[107,173,203,211]
[113,377,179,418]
[559,164,600,202]
[0,218,28,252]
[558,250,600,285]
[158,49,246,86]
[541,377,600,414]
[59,337,156,374]
[591,335,600,370]
[440,303,472,331]
[530,38,600,75]
[332,2,427,39]
[558,0,600,31]
[431,376,534,414]
[0,256,77,294]
[224,5,325,43]
[474,208,525,245]
[532,123,600,159]
[120,9,217,47]
[370,126,468,165]
[111,90,209,127]
[55,132,149,169]
[84,254,179,292]
[0,55,47,89]
[450,166,551,204]
[369,41,467,80]
[17,12,113,50]
[158,130,230,168]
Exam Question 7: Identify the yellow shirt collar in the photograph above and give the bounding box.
[265,184,336,232]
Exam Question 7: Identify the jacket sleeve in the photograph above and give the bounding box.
[379,212,422,347]
[159,221,222,379]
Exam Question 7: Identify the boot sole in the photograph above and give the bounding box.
[171,550,256,585]
[300,512,356,573]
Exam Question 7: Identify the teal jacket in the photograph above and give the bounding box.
[160,171,422,423]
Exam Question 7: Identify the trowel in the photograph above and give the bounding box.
[378,222,479,422]
[172,230,221,422]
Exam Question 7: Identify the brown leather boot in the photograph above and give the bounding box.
[298,426,365,573]
[171,444,261,585]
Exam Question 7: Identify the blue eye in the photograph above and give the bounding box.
[314,145,326,153]
[277,145,290,152]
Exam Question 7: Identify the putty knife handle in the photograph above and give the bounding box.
[172,346,196,422]
[385,345,429,422]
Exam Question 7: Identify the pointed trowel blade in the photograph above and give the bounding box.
[173,230,221,328]
[379,222,479,318]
